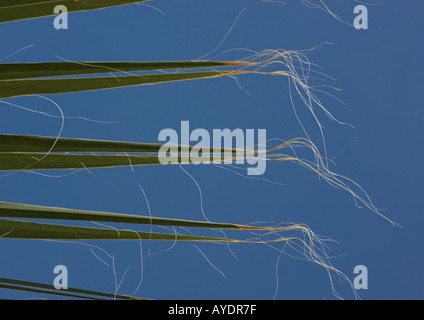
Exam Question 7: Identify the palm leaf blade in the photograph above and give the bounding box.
[0,219,242,242]
[0,201,244,230]
[0,61,247,81]
[0,153,164,171]
[0,70,244,99]
[0,0,150,24]
[0,278,147,300]
[0,134,237,154]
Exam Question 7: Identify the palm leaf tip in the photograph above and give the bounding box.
[0,201,245,230]
[0,0,151,24]
[0,219,245,242]
[0,277,147,300]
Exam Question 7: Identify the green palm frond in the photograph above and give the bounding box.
[0,0,151,24]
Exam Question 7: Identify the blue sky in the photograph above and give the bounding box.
[0,0,423,300]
